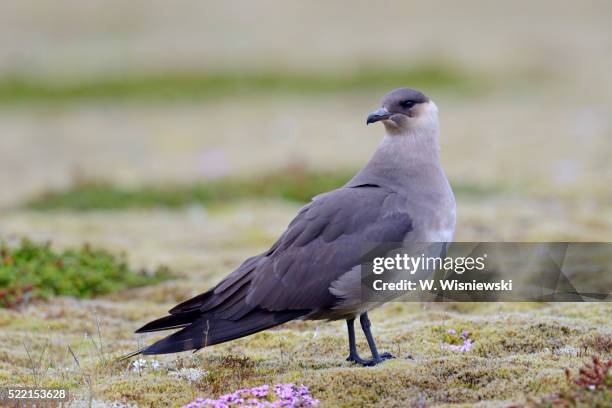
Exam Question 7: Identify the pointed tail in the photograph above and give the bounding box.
[121,308,306,359]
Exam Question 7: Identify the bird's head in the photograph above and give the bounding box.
[367,88,438,135]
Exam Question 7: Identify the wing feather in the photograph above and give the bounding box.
[134,185,413,353]
[245,186,413,311]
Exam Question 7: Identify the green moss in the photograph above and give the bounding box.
[22,169,355,211]
[0,63,479,104]
[22,170,506,211]
[98,376,194,407]
[1,302,609,407]
[0,239,172,307]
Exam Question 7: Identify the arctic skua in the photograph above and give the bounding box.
[129,88,456,366]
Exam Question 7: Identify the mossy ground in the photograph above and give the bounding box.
[0,200,610,407]
[0,289,609,407]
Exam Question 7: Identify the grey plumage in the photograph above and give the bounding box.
[130,88,456,365]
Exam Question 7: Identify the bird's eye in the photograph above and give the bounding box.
[399,100,416,109]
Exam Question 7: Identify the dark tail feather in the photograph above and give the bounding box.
[118,348,146,362]
[140,309,306,355]
[135,310,201,333]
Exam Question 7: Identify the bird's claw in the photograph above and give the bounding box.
[346,352,395,366]
[346,354,366,364]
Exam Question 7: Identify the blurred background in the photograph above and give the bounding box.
[0,0,611,261]
[0,2,611,405]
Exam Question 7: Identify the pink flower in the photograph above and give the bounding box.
[183,383,319,407]
[460,339,473,352]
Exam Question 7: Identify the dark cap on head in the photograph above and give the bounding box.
[382,88,429,108]
[367,88,430,125]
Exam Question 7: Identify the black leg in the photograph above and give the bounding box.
[347,318,357,356]
[358,312,395,366]
[346,313,395,366]
[360,312,380,360]
[346,319,368,365]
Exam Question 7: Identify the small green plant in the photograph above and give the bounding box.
[0,239,172,308]
[23,168,504,211]
[23,168,357,211]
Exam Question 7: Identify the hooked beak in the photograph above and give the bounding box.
[366,107,391,125]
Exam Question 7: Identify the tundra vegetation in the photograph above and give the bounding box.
[1,187,610,406]
[1,2,611,405]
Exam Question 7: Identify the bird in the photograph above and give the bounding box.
[128,87,456,366]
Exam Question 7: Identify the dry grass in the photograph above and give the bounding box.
[1,290,609,406]
[0,202,610,407]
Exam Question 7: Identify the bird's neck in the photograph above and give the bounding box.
[348,128,443,189]
[377,129,441,166]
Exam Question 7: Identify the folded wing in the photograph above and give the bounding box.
[134,185,413,355]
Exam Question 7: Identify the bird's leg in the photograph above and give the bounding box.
[346,318,368,365]
[357,312,395,366]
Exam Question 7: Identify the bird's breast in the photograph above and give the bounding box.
[403,176,456,243]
